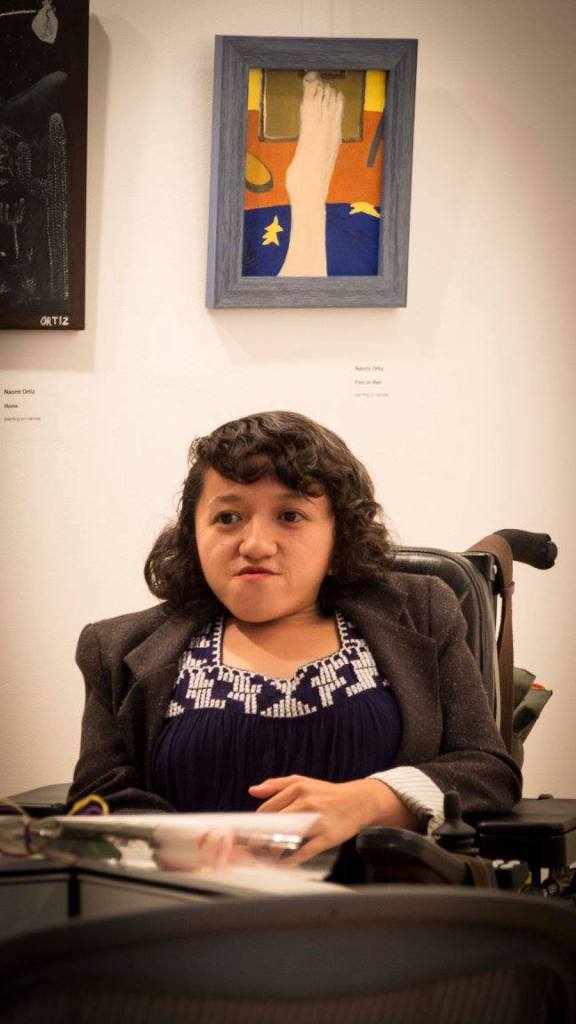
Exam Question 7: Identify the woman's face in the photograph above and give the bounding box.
[194,468,335,623]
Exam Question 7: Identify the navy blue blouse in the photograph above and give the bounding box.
[151,611,402,812]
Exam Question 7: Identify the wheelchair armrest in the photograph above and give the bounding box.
[6,783,70,817]
[356,827,472,886]
[476,797,576,871]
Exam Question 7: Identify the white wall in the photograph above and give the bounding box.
[1,0,575,801]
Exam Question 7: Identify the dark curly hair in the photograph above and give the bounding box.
[144,411,393,618]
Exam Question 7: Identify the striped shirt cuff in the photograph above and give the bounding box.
[370,767,446,835]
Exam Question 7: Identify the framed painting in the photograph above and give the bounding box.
[206,36,417,309]
[0,0,89,330]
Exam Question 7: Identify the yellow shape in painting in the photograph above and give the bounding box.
[364,70,386,112]
[349,202,381,219]
[245,152,273,192]
[248,68,262,110]
[262,215,283,246]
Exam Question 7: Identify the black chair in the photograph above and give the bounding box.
[372,539,576,890]
[1,889,576,1024]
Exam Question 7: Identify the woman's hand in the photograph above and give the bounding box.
[248,775,421,865]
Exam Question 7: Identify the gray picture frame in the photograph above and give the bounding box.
[206,35,418,309]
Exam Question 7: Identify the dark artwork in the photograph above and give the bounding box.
[0,0,88,329]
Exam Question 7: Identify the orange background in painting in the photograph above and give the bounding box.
[244,109,384,210]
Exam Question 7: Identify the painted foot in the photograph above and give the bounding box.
[279,72,344,277]
[285,72,344,206]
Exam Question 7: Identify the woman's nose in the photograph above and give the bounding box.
[238,519,277,559]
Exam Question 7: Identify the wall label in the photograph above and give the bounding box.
[351,364,389,399]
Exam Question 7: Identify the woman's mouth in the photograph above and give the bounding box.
[236,567,276,578]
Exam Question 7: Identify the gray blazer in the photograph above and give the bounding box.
[69,573,522,816]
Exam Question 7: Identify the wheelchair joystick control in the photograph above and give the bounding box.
[434,791,478,855]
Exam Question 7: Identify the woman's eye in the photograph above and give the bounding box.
[280,510,305,523]
[215,511,240,525]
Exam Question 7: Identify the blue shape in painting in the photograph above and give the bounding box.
[242,205,380,277]
[326,204,380,276]
[243,207,291,277]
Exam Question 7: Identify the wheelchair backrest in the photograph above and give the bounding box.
[391,547,500,722]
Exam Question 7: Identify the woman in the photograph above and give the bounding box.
[70,411,521,864]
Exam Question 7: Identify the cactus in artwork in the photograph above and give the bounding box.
[16,140,32,181]
[46,112,69,300]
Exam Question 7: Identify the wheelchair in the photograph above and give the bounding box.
[7,529,576,902]
[342,529,576,902]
